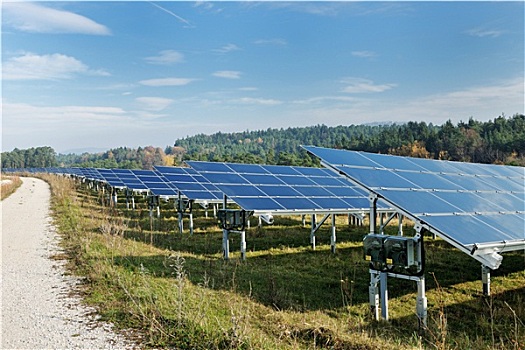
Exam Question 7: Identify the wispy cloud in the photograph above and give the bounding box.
[136,97,174,111]
[139,77,196,86]
[341,77,396,93]
[254,38,287,46]
[231,97,283,106]
[3,2,111,35]
[239,87,258,91]
[213,71,242,79]
[293,96,358,105]
[3,101,128,125]
[352,51,378,58]
[214,43,241,54]
[148,1,193,27]
[144,50,184,65]
[466,28,504,38]
[3,52,110,80]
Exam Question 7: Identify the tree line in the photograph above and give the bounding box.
[2,114,524,170]
[173,114,525,166]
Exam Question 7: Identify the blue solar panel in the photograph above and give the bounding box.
[154,166,224,202]
[186,161,375,213]
[303,145,525,254]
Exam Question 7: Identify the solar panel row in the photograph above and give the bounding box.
[186,161,374,214]
[303,145,525,269]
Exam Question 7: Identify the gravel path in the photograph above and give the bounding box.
[1,177,136,349]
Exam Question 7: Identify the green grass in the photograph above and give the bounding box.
[47,175,524,349]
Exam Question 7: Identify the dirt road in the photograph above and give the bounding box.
[1,177,134,349]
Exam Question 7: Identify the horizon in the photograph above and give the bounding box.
[2,1,524,154]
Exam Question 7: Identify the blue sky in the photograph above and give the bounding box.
[2,1,524,153]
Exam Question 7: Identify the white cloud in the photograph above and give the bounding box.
[3,53,110,80]
[232,97,283,106]
[293,96,358,105]
[352,51,378,58]
[2,101,128,126]
[407,78,524,113]
[213,71,242,79]
[3,2,111,35]
[149,2,193,27]
[214,43,241,54]
[144,50,185,65]
[466,28,504,38]
[139,77,196,86]
[341,77,396,93]
[136,97,174,111]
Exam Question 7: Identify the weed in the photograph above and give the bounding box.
[0,175,22,200]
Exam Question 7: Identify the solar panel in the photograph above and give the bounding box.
[303,145,525,268]
[186,161,374,214]
[107,169,149,192]
[97,168,126,189]
[154,166,224,202]
[131,169,178,198]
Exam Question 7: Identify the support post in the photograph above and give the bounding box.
[258,216,262,228]
[369,194,378,235]
[398,214,403,236]
[189,212,194,236]
[416,277,428,328]
[380,272,389,320]
[369,271,380,321]
[178,212,184,233]
[482,265,491,296]
[222,195,229,260]
[330,214,336,254]
[240,230,246,261]
[156,205,160,218]
[310,214,317,250]
[223,229,229,260]
[302,214,306,227]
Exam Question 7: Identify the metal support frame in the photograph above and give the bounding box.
[379,211,398,234]
[219,195,251,261]
[125,189,135,210]
[310,214,317,249]
[369,270,427,327]
[367,210,428,328]
[369,194,378,234]
[482,265,491,296]
[176,191,194,235]
[310,213,336,253]
[148,195,160,218]
[111,188,118,207]
[330,214,336,254]
[416,276,428,328]
[369,271,380,320]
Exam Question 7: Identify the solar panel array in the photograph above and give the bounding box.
[186,161,373,214]
[303,146,525,253]
[154,166,223,202]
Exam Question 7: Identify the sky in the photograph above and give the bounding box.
[2,1,524,154]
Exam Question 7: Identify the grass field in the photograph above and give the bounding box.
[46,174,524,349]
[1,175,22,200]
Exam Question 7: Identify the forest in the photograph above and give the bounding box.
[2,114,524,169]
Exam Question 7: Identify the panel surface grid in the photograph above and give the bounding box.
[303,145,525,248]
[186,161,371,213]
[154,166,223,201]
